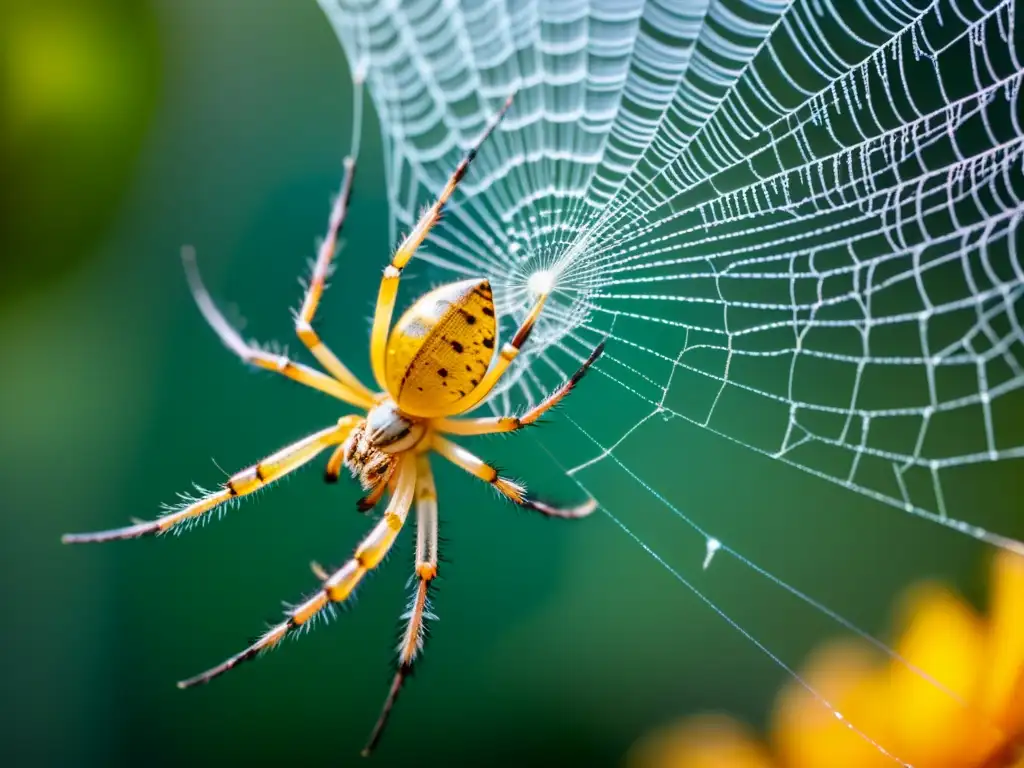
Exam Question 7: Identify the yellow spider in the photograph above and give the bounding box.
[62,94,603,756]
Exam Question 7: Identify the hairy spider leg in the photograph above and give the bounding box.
[323,442,348,483]
[434,340,605,435]
[355,476,390,512]
[513,493,597,519]
[431,434,524,500]
[62,417,362,544]
[363,453,439,757]
[412,455,440,581]
[290,73,373,398]
[369,94,516,391]
[176,458,417,688]
[323,440,391,512]
[431,435,597,519]
[294,154,375,400]
[182,248,376,410]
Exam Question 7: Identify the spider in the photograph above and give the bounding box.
[62,93,603,756]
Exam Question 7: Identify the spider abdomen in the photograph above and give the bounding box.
[384,278,497,417]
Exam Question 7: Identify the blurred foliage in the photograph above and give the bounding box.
[0,0,160,300]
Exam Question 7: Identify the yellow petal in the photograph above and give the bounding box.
[772,640,893,768]
[627,714,776,768]
[979,552,1024,736]
[888,582,1002,765]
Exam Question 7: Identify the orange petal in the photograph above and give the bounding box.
[772,640,893,768]
[627,714,776,768]
[979,552,1024,737]
[887,582,1002,765]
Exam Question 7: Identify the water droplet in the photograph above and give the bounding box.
[703,537,721,570]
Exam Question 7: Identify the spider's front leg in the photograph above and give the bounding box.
[369,95,515,390]
[294,154,377,401]
[62,416,362,543]
[290,67,375,402]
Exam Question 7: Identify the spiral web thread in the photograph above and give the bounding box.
[319,0,1023,759]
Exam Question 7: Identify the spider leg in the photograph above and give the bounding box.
[62,416,362,544]
[435,341,604,435]
[363,454,439,756]
[323,443,348,483]
[176,457,417,688]
[294,154,376,400]
[369,94,515,390]
[355,477,390,512]
[326,447,395,512]
[182,248,376,410]
[432,435,596,519]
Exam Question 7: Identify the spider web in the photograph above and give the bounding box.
[319,0,1024,758]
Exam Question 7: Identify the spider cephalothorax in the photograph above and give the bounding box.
[62,92,603,756]
[341,401,423,502]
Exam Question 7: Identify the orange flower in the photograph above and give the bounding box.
[628,553,1024,768]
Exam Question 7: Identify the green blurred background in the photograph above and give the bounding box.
[1,2,1021,766]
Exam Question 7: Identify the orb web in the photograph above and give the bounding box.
[319,0,1024,759]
